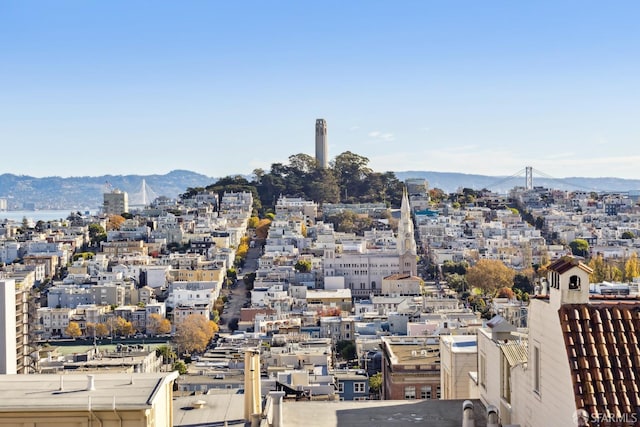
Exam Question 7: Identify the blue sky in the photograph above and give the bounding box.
[1,1,639,179]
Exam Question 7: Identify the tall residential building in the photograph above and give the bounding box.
[103,189,129,215]
[0,279,17,374]
[315,118,328,168]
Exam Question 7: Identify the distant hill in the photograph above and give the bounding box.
[0,170,216,210]
[393,171,640,194]
[1,169,639,210]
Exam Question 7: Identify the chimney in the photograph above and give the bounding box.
[87,375,96,391]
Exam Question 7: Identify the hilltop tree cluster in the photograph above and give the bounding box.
[181,151,406,214]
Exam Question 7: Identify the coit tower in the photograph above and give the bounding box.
[315,118,328,168]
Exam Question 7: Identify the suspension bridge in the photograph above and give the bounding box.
[128,179,160,208]
[483,166,630,193]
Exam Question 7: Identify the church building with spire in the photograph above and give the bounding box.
[322,187,419,298]
[397,187,417,276]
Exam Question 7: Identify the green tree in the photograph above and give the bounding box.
[369,372,382,397]
[569,239,589,257]
[621,231,635,239]
[172,360,188,374]
[331,151,373,202]
[243,272,256,290]
[294,259,312,273]
[513,272,534,294]
[335,340,357,361]
[445,273,468,292]
[156,344,177,363]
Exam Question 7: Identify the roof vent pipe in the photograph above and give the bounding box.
[486,405,499,427]
[462,400,475,427]
[87,375,96,391]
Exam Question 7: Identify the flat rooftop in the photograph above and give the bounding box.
[0,372,178,411]
[282,399,487,427]
[173,390,245,427]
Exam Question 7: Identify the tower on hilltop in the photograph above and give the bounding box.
[315,118,328,169]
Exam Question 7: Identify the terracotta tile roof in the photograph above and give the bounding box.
[559,302,640,424]
[548,255,593,275]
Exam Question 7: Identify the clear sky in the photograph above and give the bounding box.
[2,1,639,179]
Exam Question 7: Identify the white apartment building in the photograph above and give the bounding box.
[440,335,479,400]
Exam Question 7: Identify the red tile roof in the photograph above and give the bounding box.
[548,255,593,275]
[559,302,640,425]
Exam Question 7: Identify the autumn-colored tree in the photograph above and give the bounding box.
[495,286,516,299]
[64,321,82,339]
[106,316,135,337]
[255,218,272,239]
[317,307,341,317]
[624,252,640,282]
[147,313,172,336]
[95,323,109,337]
[116,316,135,336]
[236,241,249,259]
[106,215,126,231]
[173,314,219,354]
[466,259,515,295]
[247,216,260,229]
[588,254,606,283]
[606,264,623,282]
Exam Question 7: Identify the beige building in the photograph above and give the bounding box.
[305,289,352,312]
[0,372,178,426]
[104,189,129,215]
[169,268,224,282]
[100,240,148,257]
[440,334,479,400]
[381,274,422,296]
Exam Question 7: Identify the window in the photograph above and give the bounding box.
[404,386,416,400]
[480,354,486,389]
[338,382,344,393]
[533,345,541,394]
[420,385,432,399]
[354,382,365,393]
[569,275,581,290]
[436,385,441,399]
[501,353,511,402]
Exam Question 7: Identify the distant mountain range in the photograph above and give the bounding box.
[393,171,640,195]
[1,170,639,210]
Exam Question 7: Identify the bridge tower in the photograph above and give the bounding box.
[525,166,533,190]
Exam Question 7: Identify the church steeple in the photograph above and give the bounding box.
[397,187,417,275]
